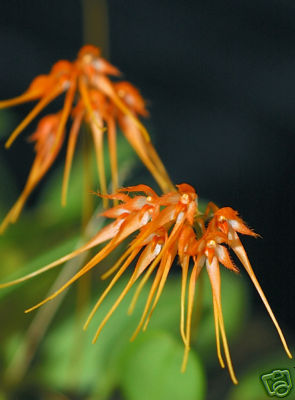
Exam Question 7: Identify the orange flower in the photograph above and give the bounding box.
[0,184,198,339]
[181,203,292,383]
[0,45,174,232]
[0,184,291,383]
[207,205,292,356]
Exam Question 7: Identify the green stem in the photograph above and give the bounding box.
[82,0,110,58]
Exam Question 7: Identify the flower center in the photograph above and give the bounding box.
[207,239,216,248]
[180,193,190,204]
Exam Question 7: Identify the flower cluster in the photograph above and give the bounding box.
[1,184,291,383]
[0,45,173,233]
[0,42,292,386]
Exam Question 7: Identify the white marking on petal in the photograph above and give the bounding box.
[229,219,240,231]
[116,208,130,216]
[154,243,162,256]
[215,245,226,263]
[176,211,185,223]
[140,211,151,227]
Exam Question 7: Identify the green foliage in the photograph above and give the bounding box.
[0,235,79,299]
[37,277,197,397]
[0,109,16,138]
[1,264,247,398]
[120,331,206,400]
[228,354,295,400]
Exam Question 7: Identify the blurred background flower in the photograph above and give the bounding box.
[0,1,294,399]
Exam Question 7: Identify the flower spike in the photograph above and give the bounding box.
[0,183,291,384]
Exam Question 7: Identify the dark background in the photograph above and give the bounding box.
[0,0,294,333]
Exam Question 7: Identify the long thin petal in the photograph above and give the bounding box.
[121,119,174,193]
[5,86,63,148]
[90,242,162,338]
[23,236,123,313]
[230,232,292,359]
[143,244,177,330]
[128,249,163,315]
[0,75,52,109]
[95,74,151,142]
[61,110,83,206]
[91,120,108,208]
[0,175,37,232]
[129,223,184,336]
[50,79,77,158]
[78,77,103,131]
[0,91,41,109]
[206,257,238,384]
[24,209,151,312]
[1,214,129,288]
[213,295,225,368]
[106,117,119,196]
[83,248,140,331]
[181,258,202,372]
[145,141,174,190]
[180,255,189,344]
[100,246,134,280]
[130,260,165,341]
[91,271,137,344]
[126,213,183,293]
[0,220,120,289]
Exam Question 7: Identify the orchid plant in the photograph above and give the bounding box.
[0,44,292,396]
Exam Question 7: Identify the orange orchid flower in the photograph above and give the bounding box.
[0,184,291,384]
[179,204,292,383]
[206,205,292,359]
[0,45,174,232]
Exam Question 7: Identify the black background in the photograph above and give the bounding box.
[0,1,294,332]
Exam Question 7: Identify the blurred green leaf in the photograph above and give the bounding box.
[36,266,247,396]
[0,109,17,138]
[120,330,206,400]
[0,235,79,299]
[227,353,295,400]
[38,277,183,397]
